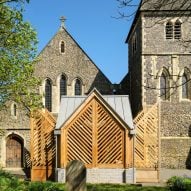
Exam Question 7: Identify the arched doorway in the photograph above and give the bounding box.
[6,135,23,168]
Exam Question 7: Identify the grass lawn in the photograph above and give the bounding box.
[87,183,168,191]
[25,182,168,191]
[46,183,168,191]
[0,169,169,191]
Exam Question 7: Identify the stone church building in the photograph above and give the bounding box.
[127,0,191,170]
[0,14,115,177]
[0,0,191,183]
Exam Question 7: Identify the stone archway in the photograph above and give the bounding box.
[6,135,23,168]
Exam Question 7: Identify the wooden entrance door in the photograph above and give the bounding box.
[6,136,23,167]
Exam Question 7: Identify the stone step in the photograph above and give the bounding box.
[3,168,28,179]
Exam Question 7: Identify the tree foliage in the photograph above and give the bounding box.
[0,1,42,111]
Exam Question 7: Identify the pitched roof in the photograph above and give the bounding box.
[55,89,134,130]
[36,27,111,86]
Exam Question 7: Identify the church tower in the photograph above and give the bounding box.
[127,0,191,169]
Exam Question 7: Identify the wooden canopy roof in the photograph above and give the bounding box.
[58,88,134,168]
[55,88,134,133]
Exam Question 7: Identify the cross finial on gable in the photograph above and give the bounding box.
[60,16,66,29]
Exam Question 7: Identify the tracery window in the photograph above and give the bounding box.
[60,75,67,99]
[75,79,82,95]
[45,79,52,112]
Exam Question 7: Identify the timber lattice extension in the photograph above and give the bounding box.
[30,109,56,181]
[60,97,133,169]
[134,104,159,182]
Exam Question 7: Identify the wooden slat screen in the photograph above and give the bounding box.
[30,109,56,181]
[63,99,126,168]
[66,103,93,166]
[97,103,124,167]
[134,104,159,169]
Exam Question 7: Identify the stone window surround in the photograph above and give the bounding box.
[157,67,171,101]
[74,78,83,96]
[56,75,85,96]
[41,76,85,113]
[60,41,65,54]
[45,78,52,112]
[11,102,17,119]
[59,74,67,99]
[179,68,191,101]
[156,67,191,102]
[165,21,173,39]
[165,19,182,40]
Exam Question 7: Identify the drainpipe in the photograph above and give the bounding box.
[55,135,57,169]
[54,135,58,181]
[133,129,136,184]
[130,126,136,184]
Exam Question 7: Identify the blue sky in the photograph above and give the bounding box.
[23,0,136,83]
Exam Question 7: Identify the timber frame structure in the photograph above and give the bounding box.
[30,109,56,181]
[59,90,134,169]
[30,89,159,183]
[54,89,135,183]
[134,104,159,183]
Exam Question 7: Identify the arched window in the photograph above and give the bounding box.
[174,20,181,39]
[182,73,189,99]
[160,71,169,100]
[13,104,17,116]
[166,21,173,39]
[45,79,52,111]
[11,103,17,117]
[60,75,67,99]
[75,79,82,95]
[60,41,65,53]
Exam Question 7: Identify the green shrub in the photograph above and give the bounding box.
[0,169,26,191]
[28,181,63,191]
[0,169,64,191]
[167,176,191,191]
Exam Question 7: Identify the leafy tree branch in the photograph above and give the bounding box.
[0,1,42,111]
